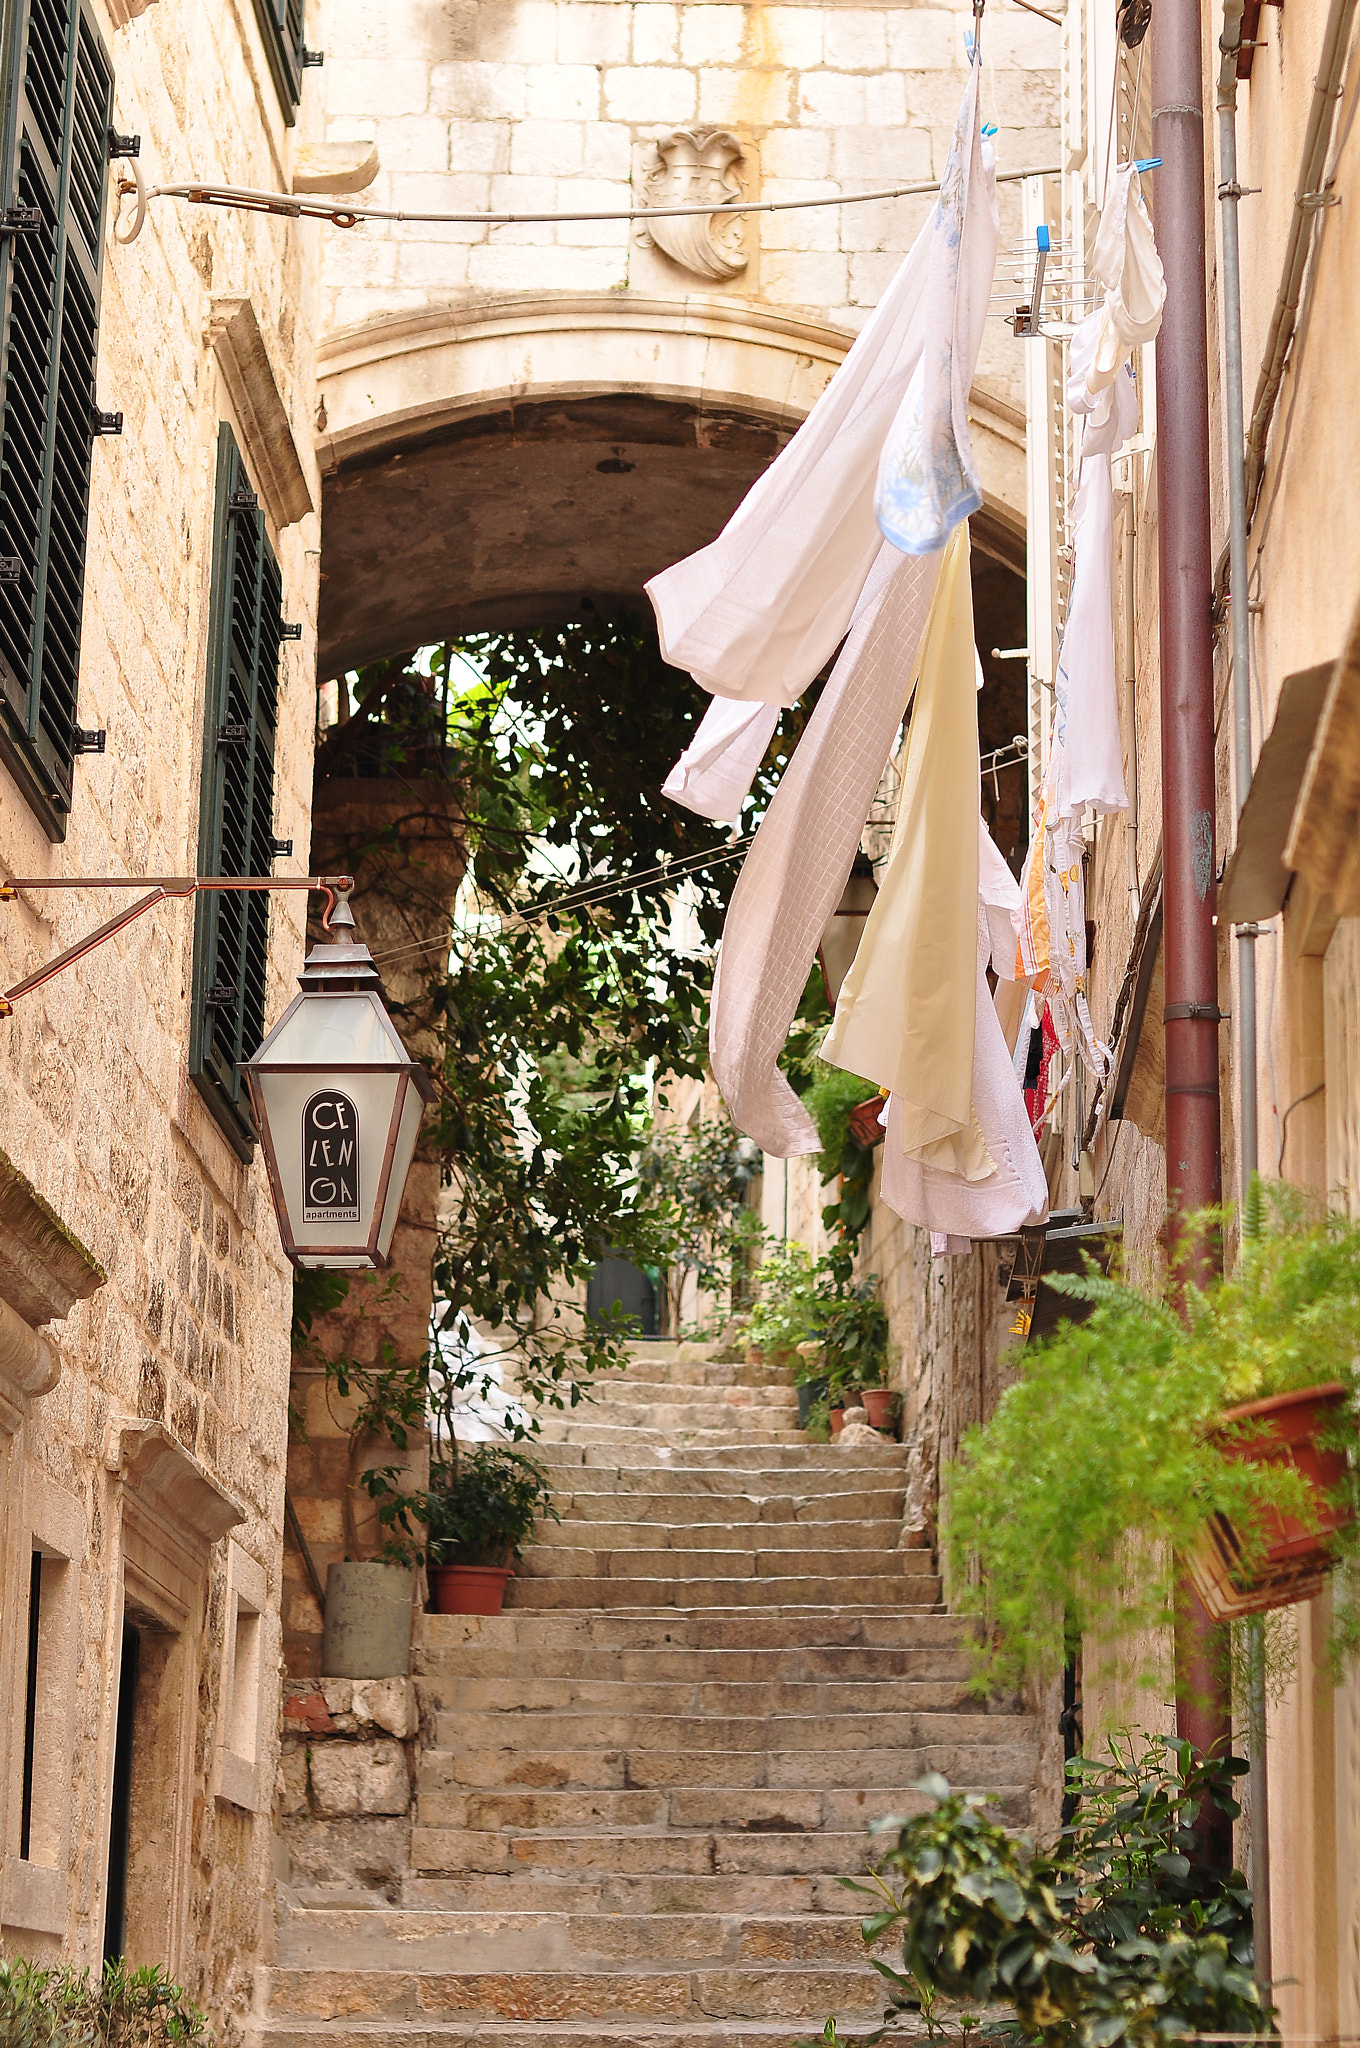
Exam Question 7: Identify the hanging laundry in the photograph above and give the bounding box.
[1088,163,1165,393]
[1015,163,1164,1085]
[665,65,1001,1157]
[877,901,1049,1246]
[707,545,939,1157]
[644,66,999,712]
[1051,450,1126,819]
[875,65,997,556]
[662,695,781,825]
[821,527,982,1172]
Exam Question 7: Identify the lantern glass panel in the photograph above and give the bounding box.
[254,1062,403,1255]
[376,1077,426,1261]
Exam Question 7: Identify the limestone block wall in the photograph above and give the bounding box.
[0,0,324,2029]
[318,0,1059,413]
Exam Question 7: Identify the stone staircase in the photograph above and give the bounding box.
[263,1340,1040,2047]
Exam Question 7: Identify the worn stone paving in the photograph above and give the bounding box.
[261,1341,1037,2045]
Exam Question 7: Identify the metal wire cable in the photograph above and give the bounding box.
[116,162,1063,240]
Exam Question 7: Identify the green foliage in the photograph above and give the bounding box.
[315,621,797,1422]
[0,1957,208,2047]
[743,1240,825,1365]
[798,1737,1268,2048]
[820,1281,891,1393]
[636,1116,765,1335]
[806,1065,878,1180]
[944,1189,1360,1694]
[803,1063,880,1250]
[422,1443,559,1568]
[745,1240,891,1397]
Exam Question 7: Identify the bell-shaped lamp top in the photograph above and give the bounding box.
[243,902,435,1270]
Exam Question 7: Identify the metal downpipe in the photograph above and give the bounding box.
[1152,0,1233,1860]
[1217,0,1270,1982]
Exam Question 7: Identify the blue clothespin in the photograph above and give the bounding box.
[1036,224,1051,252]
[982,121,998,137]
[1134,156,1162,172]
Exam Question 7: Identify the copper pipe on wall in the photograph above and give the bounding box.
[1151,0,1233,1861]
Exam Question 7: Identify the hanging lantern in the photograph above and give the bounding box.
[243,894,435,1270]
[816,853,879,1009]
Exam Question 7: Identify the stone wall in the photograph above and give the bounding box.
[0,0,324,2030]
[318,0,1059,411]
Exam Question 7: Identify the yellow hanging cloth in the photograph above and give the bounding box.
[820,523,989,1175]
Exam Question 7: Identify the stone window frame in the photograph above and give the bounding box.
[0,1474,85,1942]
[103,1422,244,1971]
[215,1541,276,1814]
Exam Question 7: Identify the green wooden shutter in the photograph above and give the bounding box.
[253,0,305,122]
[189,427,285,1161]
[0,0,112,838]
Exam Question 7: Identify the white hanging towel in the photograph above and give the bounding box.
[820,527,983,1173]
[644,67,999,709]
[707,545,939,1156]
[875,66,998,556]
[979,809,1024,978]
[1088,163,1165,392]
[662,696,781,824]
[878,903,1049,1243]
[1051,450,1126,820]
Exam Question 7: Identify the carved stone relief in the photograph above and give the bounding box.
[636,128,748,284]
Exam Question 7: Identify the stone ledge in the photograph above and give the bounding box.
[0,1145,105,1328]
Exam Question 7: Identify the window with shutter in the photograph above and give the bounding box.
[252,0,306,122]
[0,0,111,839]
[189,427,286,1161]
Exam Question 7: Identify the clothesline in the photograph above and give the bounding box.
[114,161,1062,240]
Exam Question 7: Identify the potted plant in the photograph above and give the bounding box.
[745,1240,825,1378]
[944,1188,1360,1695]
[424,1442,560,1615]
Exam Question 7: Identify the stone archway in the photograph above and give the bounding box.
[315,292,1026,674]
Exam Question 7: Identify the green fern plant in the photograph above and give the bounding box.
[944,1185,1360,1694]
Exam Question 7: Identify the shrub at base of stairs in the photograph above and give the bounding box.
[798,1735,1269,2048]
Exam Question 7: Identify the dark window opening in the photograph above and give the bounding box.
[587,1255,658,1337]
[103,1619,139,1963]
[188,424,285,1160]
[19,1548,41,1860]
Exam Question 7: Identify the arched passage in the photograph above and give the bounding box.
[315,293,1027,676]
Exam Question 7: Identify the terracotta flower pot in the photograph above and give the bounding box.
[860,1387,899,1434]
[1188,1381,1355,1622]
[847,1095,887,1150]
[828,1406,846,1436]
[429,1564,515,1616]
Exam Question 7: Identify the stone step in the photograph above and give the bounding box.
[260,2020,879,2048]
[620,1359,794,1390]
[417,1607,968,1657]
[421,1739,1038,1794]
[506,1573,941,1610]
[274,1908,879,1972]
[399,1872,857,1914]
[264,1961,886,2023]
[594,1382,799,1411]
[428,1706,1027,1756]
[405,1784,946,1835]
[517,1545,929,1582]
[534,1442,905,1473]
[420,1676,982,1718]
[533,1519,908,1552]
[535,1420,813,1448]
[417,1641,971,1684]
[554,1488,907,1525]
[406,1826,898,1875]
